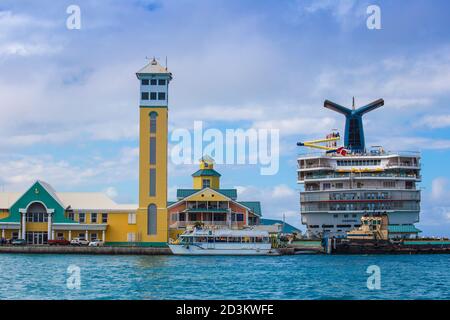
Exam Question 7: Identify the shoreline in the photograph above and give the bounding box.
[0,245,172,255]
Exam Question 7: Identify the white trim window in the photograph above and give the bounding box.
[78,213,85,223]
[128,213,136,224]
[127,232,136,242]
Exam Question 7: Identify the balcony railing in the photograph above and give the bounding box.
[301,191,421,202]
[299,172,421,181]
[301,202,420,213]
[169,221,244,229]
[298,150,421,159]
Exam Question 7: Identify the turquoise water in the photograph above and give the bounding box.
[0,254,449,300]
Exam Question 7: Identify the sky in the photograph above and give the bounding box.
[0,0,449,236]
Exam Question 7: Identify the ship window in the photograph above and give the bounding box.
[142,79,149,85]
[383,181,396,188]
[147,204,157,235]
[141,92,149,100]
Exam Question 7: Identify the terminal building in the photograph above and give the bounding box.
[297,99,422,239]
[0,58,171,246]
[0,58,266,245]
[168,156,262,240]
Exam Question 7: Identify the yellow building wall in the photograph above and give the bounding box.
[26,222,48,232]
[193,176,220,189]
[137,107,168,244]
[169,229,184,242]
[188,189,229,202]
[0,210,9,219]
[105,212,138,242]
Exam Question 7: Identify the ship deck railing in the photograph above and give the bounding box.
[298,150,421,159]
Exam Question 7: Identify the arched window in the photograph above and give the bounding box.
[26,202,48,223]
[149,111,158,133]
[147,204,157,235]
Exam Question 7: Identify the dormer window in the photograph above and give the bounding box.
[202,179,211,188]
[158,79,166,85]
[141,92,149,100]
[150,79,157,85]
[142,79,149,85]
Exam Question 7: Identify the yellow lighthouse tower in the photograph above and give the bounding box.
[135,58,172,245]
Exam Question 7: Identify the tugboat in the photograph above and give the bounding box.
[331,213,450,254]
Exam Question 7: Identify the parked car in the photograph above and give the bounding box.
[48,239,70,246]
[11,239,26,246]
[88,240,104,247]
[70,238,90,246]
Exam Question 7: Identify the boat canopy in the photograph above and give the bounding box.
[182,228,269,238]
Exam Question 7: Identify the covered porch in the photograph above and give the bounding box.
[170,208,246,229]
[53,223,108,242]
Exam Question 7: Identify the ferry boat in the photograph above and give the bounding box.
[168,228,277,255]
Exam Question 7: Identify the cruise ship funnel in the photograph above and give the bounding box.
[324,98,384,152]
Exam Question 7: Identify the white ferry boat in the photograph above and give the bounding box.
[168,228,277,255]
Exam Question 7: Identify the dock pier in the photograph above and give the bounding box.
[0,245,172,255]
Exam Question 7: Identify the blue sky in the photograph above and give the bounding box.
[0,0,449,235]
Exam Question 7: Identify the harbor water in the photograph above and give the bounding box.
[0,253,449,300]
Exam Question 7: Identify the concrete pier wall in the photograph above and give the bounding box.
[0,246,172,255]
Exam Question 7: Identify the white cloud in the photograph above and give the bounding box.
[0,42,61,57]
[419,115,450,129]
[104,186,118,199]
[253,116,336,136]
[0,147,139,192]
[272,184,296,198]
[431,177,448,200]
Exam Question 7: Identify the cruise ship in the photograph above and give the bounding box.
[297,98,421,239]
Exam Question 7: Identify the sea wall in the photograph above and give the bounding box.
[0,245,172,255]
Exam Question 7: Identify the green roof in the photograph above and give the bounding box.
[388,225,422,233]
[260,218,301,234]
[176,188,237,200]
[191,169,221,177]
[238,201,262,216]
